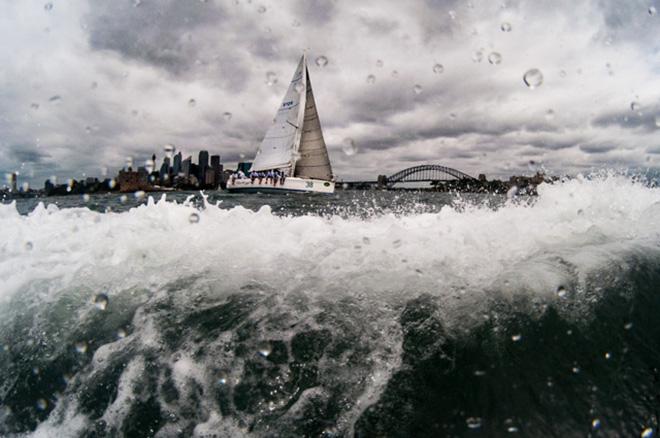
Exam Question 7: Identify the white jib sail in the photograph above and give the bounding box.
[293,67,333,181]
[250,56,307,172]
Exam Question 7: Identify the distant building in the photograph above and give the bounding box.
[237,162,252,174]
[182,156,192,177]
[160,156,171,184]
[117,167,152,192]
[198,150,209,183]
[10,173,17,192]
[173,152,182,176]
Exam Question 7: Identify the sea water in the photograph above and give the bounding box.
[1,174,660,437]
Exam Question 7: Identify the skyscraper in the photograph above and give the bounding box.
[173,152,182,176]
[198,150,209,184]
[182,156,192,177]
[160,156,171,183]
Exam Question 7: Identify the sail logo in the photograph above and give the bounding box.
[282,101,294,108]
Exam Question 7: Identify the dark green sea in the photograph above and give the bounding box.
[1,175,659,437]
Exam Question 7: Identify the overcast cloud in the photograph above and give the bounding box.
[1,0,659,186]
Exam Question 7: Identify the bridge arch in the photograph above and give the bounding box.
[386,164,477,186]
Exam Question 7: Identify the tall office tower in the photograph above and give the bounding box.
[210,155,221,188]
[10,173,17,192]
[182,156,192,177]
[160,156,171,183]
[198,150,209,183]
[173,152,182,176]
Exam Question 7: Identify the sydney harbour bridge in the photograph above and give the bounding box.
[340,164,479,189]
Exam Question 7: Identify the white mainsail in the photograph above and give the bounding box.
[293,68,333,180]
[250,56,307,172]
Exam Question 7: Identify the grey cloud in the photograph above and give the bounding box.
[8,145,51,164]
[579,143,617,154]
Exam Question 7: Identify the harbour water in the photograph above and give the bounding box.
[1,174,659,437]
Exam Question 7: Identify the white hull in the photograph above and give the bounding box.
[226,176,335,194]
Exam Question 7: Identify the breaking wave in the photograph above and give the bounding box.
[1,174,660,437]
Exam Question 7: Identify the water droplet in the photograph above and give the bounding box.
[642,428,654,438]
[119,194,128,203]
[49,95,61,103]
[108,179,116,189]
[391,70,398,77]
[265,71,277,86]
[145,159,155,173]
[488,52,502,65]
[559,70,567,78]
[125,157,133,168]
[412,84,422,95]
[472,50,484,63]
[466,417,482,429]
[507,426,519,433]
[292,19,301,27]
[93,293,109,310]
[556,286,567,297]
[82,194,90,202]
[30,103,40,110]
[506,186,518,199]
[572,366,580,374]
[366,74,376,84]
[624,322,633,330]
[523,68,543,89]
[604,352,611,359]
[257,5,266,13]
[545,109,555,120]
[433,63,444,74]
[448,10,457,20]
[511,334,522,342]
[116,328,127,339]
[44,2,53,11]
[591,418,601,430]
[649,6,657,15]
[631,101,641,111]
[188,98,196,107]
[315,56,328,67]
[294,82,304,93]
[75,341,88,354]
[257,341,272,357]
[217,371,228,385]
[189,212,200,224]
[36,398,48,411]
[132,0,142,6]
[342,138,358,156]
[501,22,512,32]
[392,239,402,248]
[474,370,486,376]
[134,191,146,200]
[376,59,383,68]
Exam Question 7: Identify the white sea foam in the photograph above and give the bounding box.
[1,175,659,310]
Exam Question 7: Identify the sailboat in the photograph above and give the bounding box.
[227,54,335,194]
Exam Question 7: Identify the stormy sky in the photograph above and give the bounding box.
[1,0,659,186]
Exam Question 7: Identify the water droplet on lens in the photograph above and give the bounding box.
[649,6,657,15]
[466,417,482,429]
[119,194,128,203]
[44,2,53,11]
[545,109,555,120]
[36,398,48,410]
[630,101,641,111]
[506,186,518,199]
[342,138,358,156]
[391,70,398,77]
[559,70,567,78]
[472,50,484,63]
[433,63,444,74]
[30,103,39,110]
[188,98,196,107]
[189,212,200,223]
[376,59,383,67]
[511,334,522,342]
[501,22,512,32]
[164,144,176,158]
[266,71,277,86]
[257,341,272,357]
[315,56,328,67]
[413,84,422,94]
[75,341,88,354]
[624,322,633,330]
[49,95,61,103]
[556,286,567,297]
[488,52,502,65]
[448,10,456,20]
[507,426,519,433]
[362,236,370,244]
[223,111,232,121]
[642,427,654,438]
[572,366,580,373]
[145,159,155,173]
[93,293,109,310]
[366,74,376,84]
[604,352,611,359]
[217,371,228,385]
[116,328,127,339]
[523,68,543,89]
[257,5,266,13]
[592,418,601,429]
[294,82,304,93]
[134,191,146,200]
[82,194,90,202]
[292,19,300,27]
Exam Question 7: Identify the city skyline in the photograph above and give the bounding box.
[1,0,660,187]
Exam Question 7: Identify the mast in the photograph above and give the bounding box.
[290,53,307,177]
